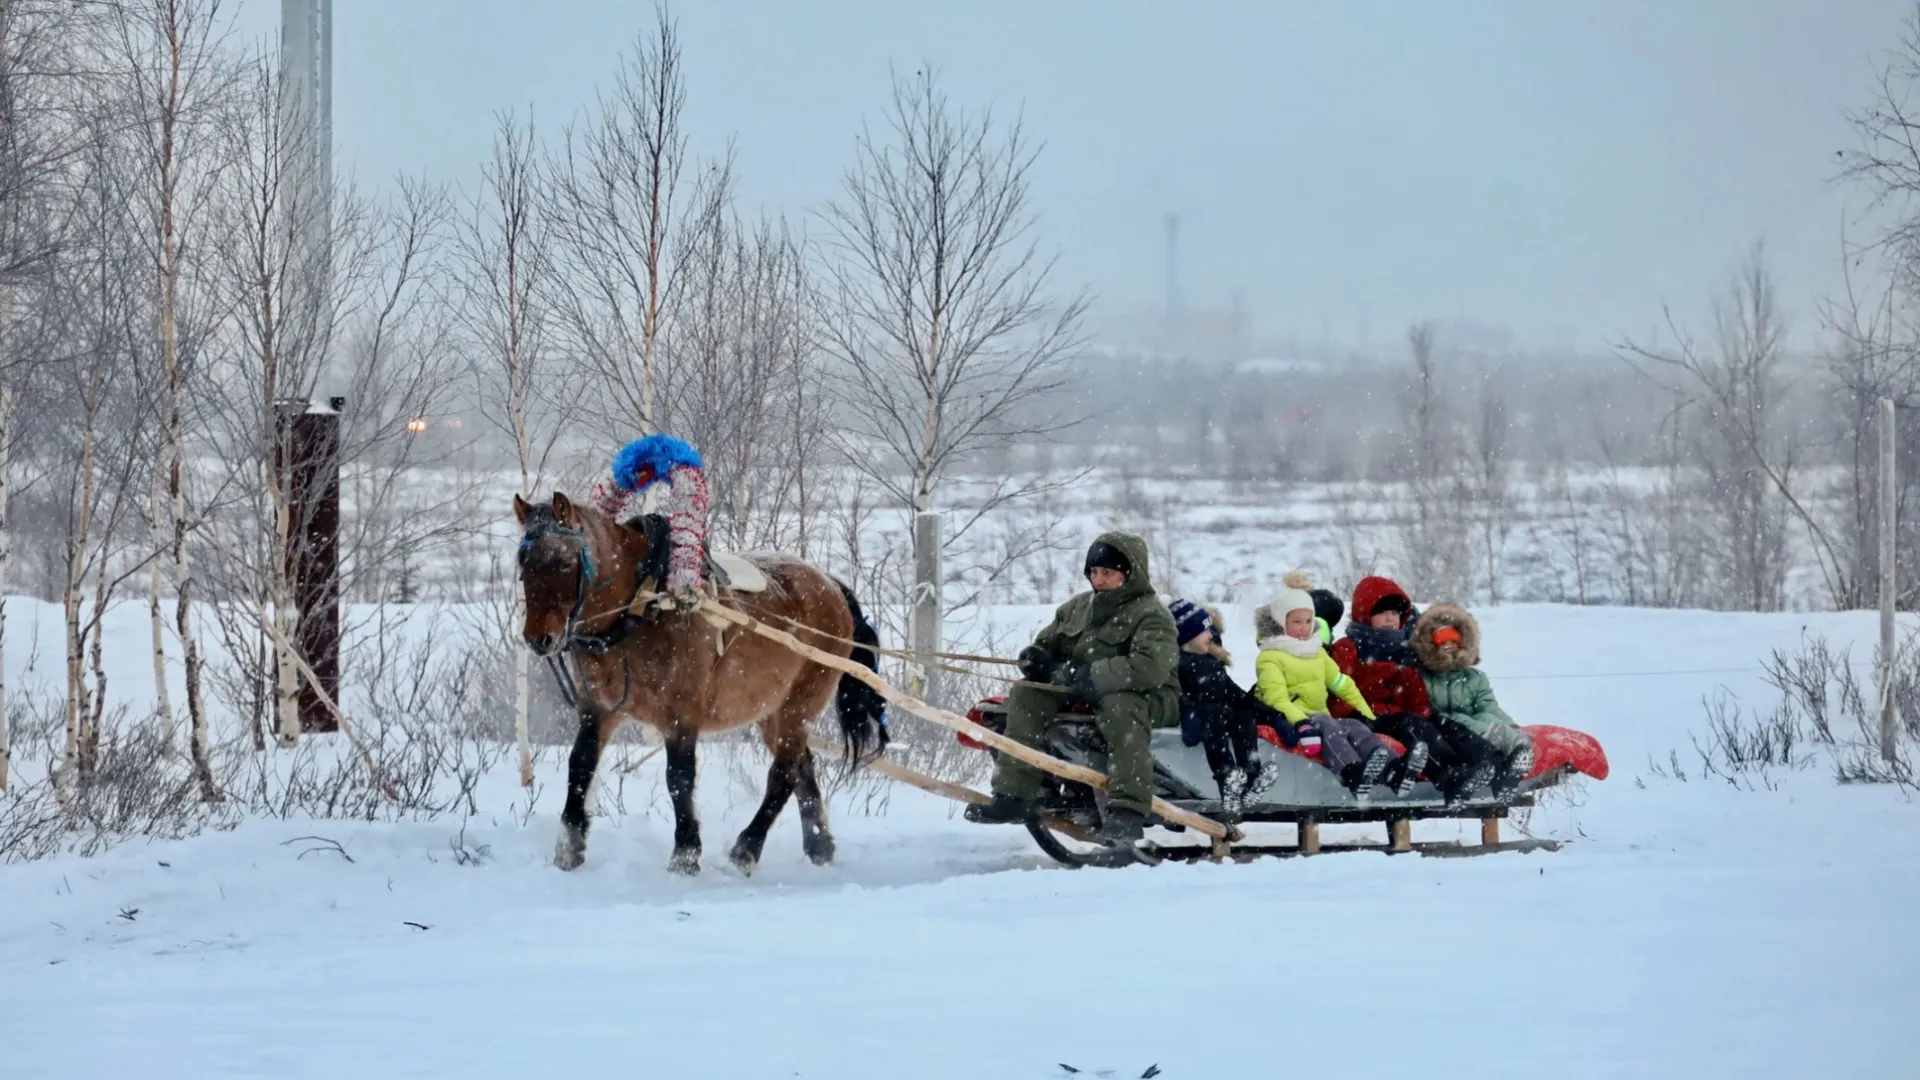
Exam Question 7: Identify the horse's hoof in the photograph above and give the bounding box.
[727,842,759,877]
[804,831,835,866]
[667,847,702,876]
[553,829,586,871]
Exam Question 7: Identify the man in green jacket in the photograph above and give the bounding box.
[964,531,1178,844]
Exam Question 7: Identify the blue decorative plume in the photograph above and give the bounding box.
[610,433,702,492]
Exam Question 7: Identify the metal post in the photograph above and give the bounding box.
[280,0,333,389]
[1881,397,1898,763]
[911,510,942,703]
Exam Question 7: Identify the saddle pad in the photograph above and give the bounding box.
[709,551,769,593]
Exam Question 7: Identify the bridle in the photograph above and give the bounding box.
[517,513,639,710]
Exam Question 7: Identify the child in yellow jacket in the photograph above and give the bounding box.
[1254,572,1427,798]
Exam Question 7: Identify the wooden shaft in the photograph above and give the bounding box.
[807,733,991,806]
[700,597,1231,840]
[1298,819,1320,855]
[1480,816,1500,846]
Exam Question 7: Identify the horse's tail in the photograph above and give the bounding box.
[833,582,889,765]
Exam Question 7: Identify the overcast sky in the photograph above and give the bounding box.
[234,0,1906,353]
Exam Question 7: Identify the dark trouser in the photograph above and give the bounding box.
[1184,702,1258,781]
[992,684,1155,816]
[1372,711,1497,796]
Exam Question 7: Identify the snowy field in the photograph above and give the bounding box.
[3,601,1918,1078]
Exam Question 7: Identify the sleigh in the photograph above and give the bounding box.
[960,697,1609,868]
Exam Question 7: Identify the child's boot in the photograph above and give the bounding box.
[1491,745,1535,803]
[1446,759,1497,807]
[1350,745,1394,800]
[1389,741,1430,797]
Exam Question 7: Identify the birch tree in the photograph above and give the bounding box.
[50,109,153,796]
[0,0,93,790]
[453,108,562,787]
[106,0,231,794]
[547,5,686,438]
[821,67,1086,697]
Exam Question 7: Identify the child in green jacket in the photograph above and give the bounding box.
[1410,602,1534,801]
[1253,572,1426,797]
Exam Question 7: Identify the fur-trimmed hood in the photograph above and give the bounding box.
[1411,602,1480,671]
[1253,604,1323,657]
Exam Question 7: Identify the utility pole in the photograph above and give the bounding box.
[277,0,336,744]
[281,0,332,390]
[1880,397,1899,763]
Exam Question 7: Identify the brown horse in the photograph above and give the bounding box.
[512,492,886,876]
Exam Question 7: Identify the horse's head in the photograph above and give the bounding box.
[513,491,601,657]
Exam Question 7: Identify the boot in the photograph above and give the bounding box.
[1350,745,1394,799]
[1389,742,1430,797]
[1243,759,1276,801]
[1446,759,1498,807]
[1491,745,1535,803]
[963,792,1031,825]
[1096,806,1147,846]
[1215,767,1249,814]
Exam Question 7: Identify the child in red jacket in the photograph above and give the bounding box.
[1329,575,1498,803]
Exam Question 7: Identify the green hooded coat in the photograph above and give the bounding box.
[991,531,1177,815]
[1410,602,1530,756]
[1029,532,1181,711]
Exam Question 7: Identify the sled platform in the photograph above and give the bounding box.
[963,700,1590,867]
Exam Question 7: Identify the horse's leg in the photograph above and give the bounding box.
[664,728,703,876]
[728,743,799,876]
[792,746,835,865]
[555,710,616,871]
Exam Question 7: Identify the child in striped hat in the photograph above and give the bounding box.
[1169,598,1293,813]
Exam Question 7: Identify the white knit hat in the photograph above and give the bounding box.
[1268,570,1315,623]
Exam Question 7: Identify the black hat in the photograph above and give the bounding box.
[1310,588,1344,629]
[1084,540,1132,579]
[1369,592,1413,620]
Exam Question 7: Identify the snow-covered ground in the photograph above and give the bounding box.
[3,602,1918,1078]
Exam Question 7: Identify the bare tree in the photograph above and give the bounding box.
[821,67,1087,693]
[197,48,464,752]
[453,107,564,787]
[105,0,232,794]
[1467,366,1515,602]
[1393,320,1472,600]
[47,108,158,797]
[658,155,831,552]
[0,0,98,789]
[547,5,686,438]
[1833,8,1920,608]
[1621,246,1796,611]
[1818,271,1920,607]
